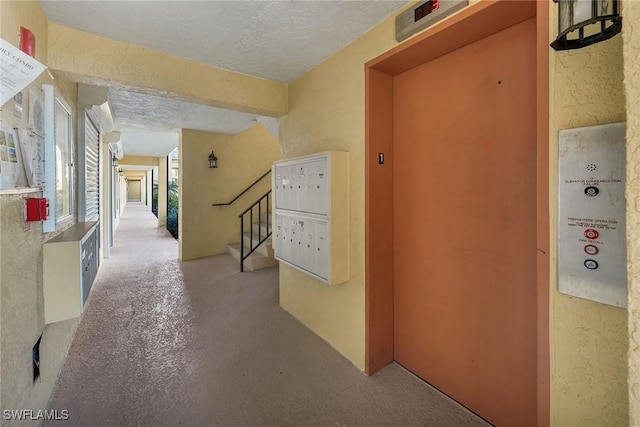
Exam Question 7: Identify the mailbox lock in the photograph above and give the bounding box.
[584,186,599,197]
[584,244,599,255]
[584,259,599,270]
[584,229,599,240]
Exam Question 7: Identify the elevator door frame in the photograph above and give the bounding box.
[364,1,550,425]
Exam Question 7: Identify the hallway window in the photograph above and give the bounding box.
[54,97,73,223]
[42,84,74,232]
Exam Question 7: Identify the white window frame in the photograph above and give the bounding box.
[43,85,74,232]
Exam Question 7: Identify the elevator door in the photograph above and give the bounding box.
[392,18,537,426]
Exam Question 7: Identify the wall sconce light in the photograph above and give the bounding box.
[208,151,218,168]
[551,0,622,51]
[112,155,118,168]
[118,167,123,177]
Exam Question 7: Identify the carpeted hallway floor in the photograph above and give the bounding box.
[45,202,489,426]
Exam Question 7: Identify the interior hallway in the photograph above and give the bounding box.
[45,202,488,426]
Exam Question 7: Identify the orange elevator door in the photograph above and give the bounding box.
[392,18,537,426]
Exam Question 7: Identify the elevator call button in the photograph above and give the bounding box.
[584,259,599,270]
[584,229,599,240]
[584,244,599,255]
[584,186,599,197]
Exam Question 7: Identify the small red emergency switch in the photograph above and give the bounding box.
[25,198,49,221]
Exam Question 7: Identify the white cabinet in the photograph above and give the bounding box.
[273,151,348,285]
[43,221,99,323]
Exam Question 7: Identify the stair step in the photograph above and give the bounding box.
[227,243,278,271]
[259,212,272,224]
[246,211,272,224]
[242,232,273,257]
[251,222,271,236]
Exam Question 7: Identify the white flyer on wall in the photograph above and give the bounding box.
[0,127,20,189]
[16,128,43,187]
[28,88,44,135]
[0,38,47,106]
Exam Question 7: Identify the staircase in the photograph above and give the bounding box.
[212,171,275,272]
[226,212,277,271]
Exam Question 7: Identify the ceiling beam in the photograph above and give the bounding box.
[47,23,288,117]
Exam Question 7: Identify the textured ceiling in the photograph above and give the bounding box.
[107,88,280,157]
[109,89,261,134]
[40,1,406,83]
[39,0,408,158]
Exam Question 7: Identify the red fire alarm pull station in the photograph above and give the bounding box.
[19,27,36,58]
[25,198,49,222]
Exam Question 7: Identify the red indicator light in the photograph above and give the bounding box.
[414,0,440,22]
[584,229,599,240]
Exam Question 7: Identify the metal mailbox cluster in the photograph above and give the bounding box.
[274,158,329,215]
[272,151,349,285]
[275,214,329,280]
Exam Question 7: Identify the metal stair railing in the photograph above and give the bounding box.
[238,190,272,272]
[212,170,271,207]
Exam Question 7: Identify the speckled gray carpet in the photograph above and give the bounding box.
[45,203,488,427]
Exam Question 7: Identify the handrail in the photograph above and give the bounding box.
[212,169,271,207]
[239,190,272,272]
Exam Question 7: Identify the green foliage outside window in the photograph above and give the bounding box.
[166,181,179,239]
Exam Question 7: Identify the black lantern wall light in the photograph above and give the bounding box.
[551,0,622,51]
[208,151,218,168]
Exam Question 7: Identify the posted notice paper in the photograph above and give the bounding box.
[0,38,46,106]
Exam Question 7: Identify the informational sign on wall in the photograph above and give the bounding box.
[16,128,43,187]
[0,127,20,189]
[0,38,46,106]
[558,122,626,308]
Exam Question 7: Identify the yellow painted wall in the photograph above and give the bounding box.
[121,155,162,167]
[549,3,628,425]
[279,11,402,370]
[127,180,142,201]
[0,1,80,422]
[624,2,640,425]
[0,1,632,424]
[46,23,287,117]
[280,2,629,424]
[179,124,279,261]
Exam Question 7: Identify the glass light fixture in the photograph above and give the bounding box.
[208,151,218,168]
[551,0,622,51]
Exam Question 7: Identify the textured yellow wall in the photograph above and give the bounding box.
[179,124,279,261]
[624,2,640,425]
[280,5,630,424]
[46,23,287,117]
[0,1,80,420]
[279,13,401,369]
[120,155,162,167]
[549,2,628,425]
[0,0,49,65]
